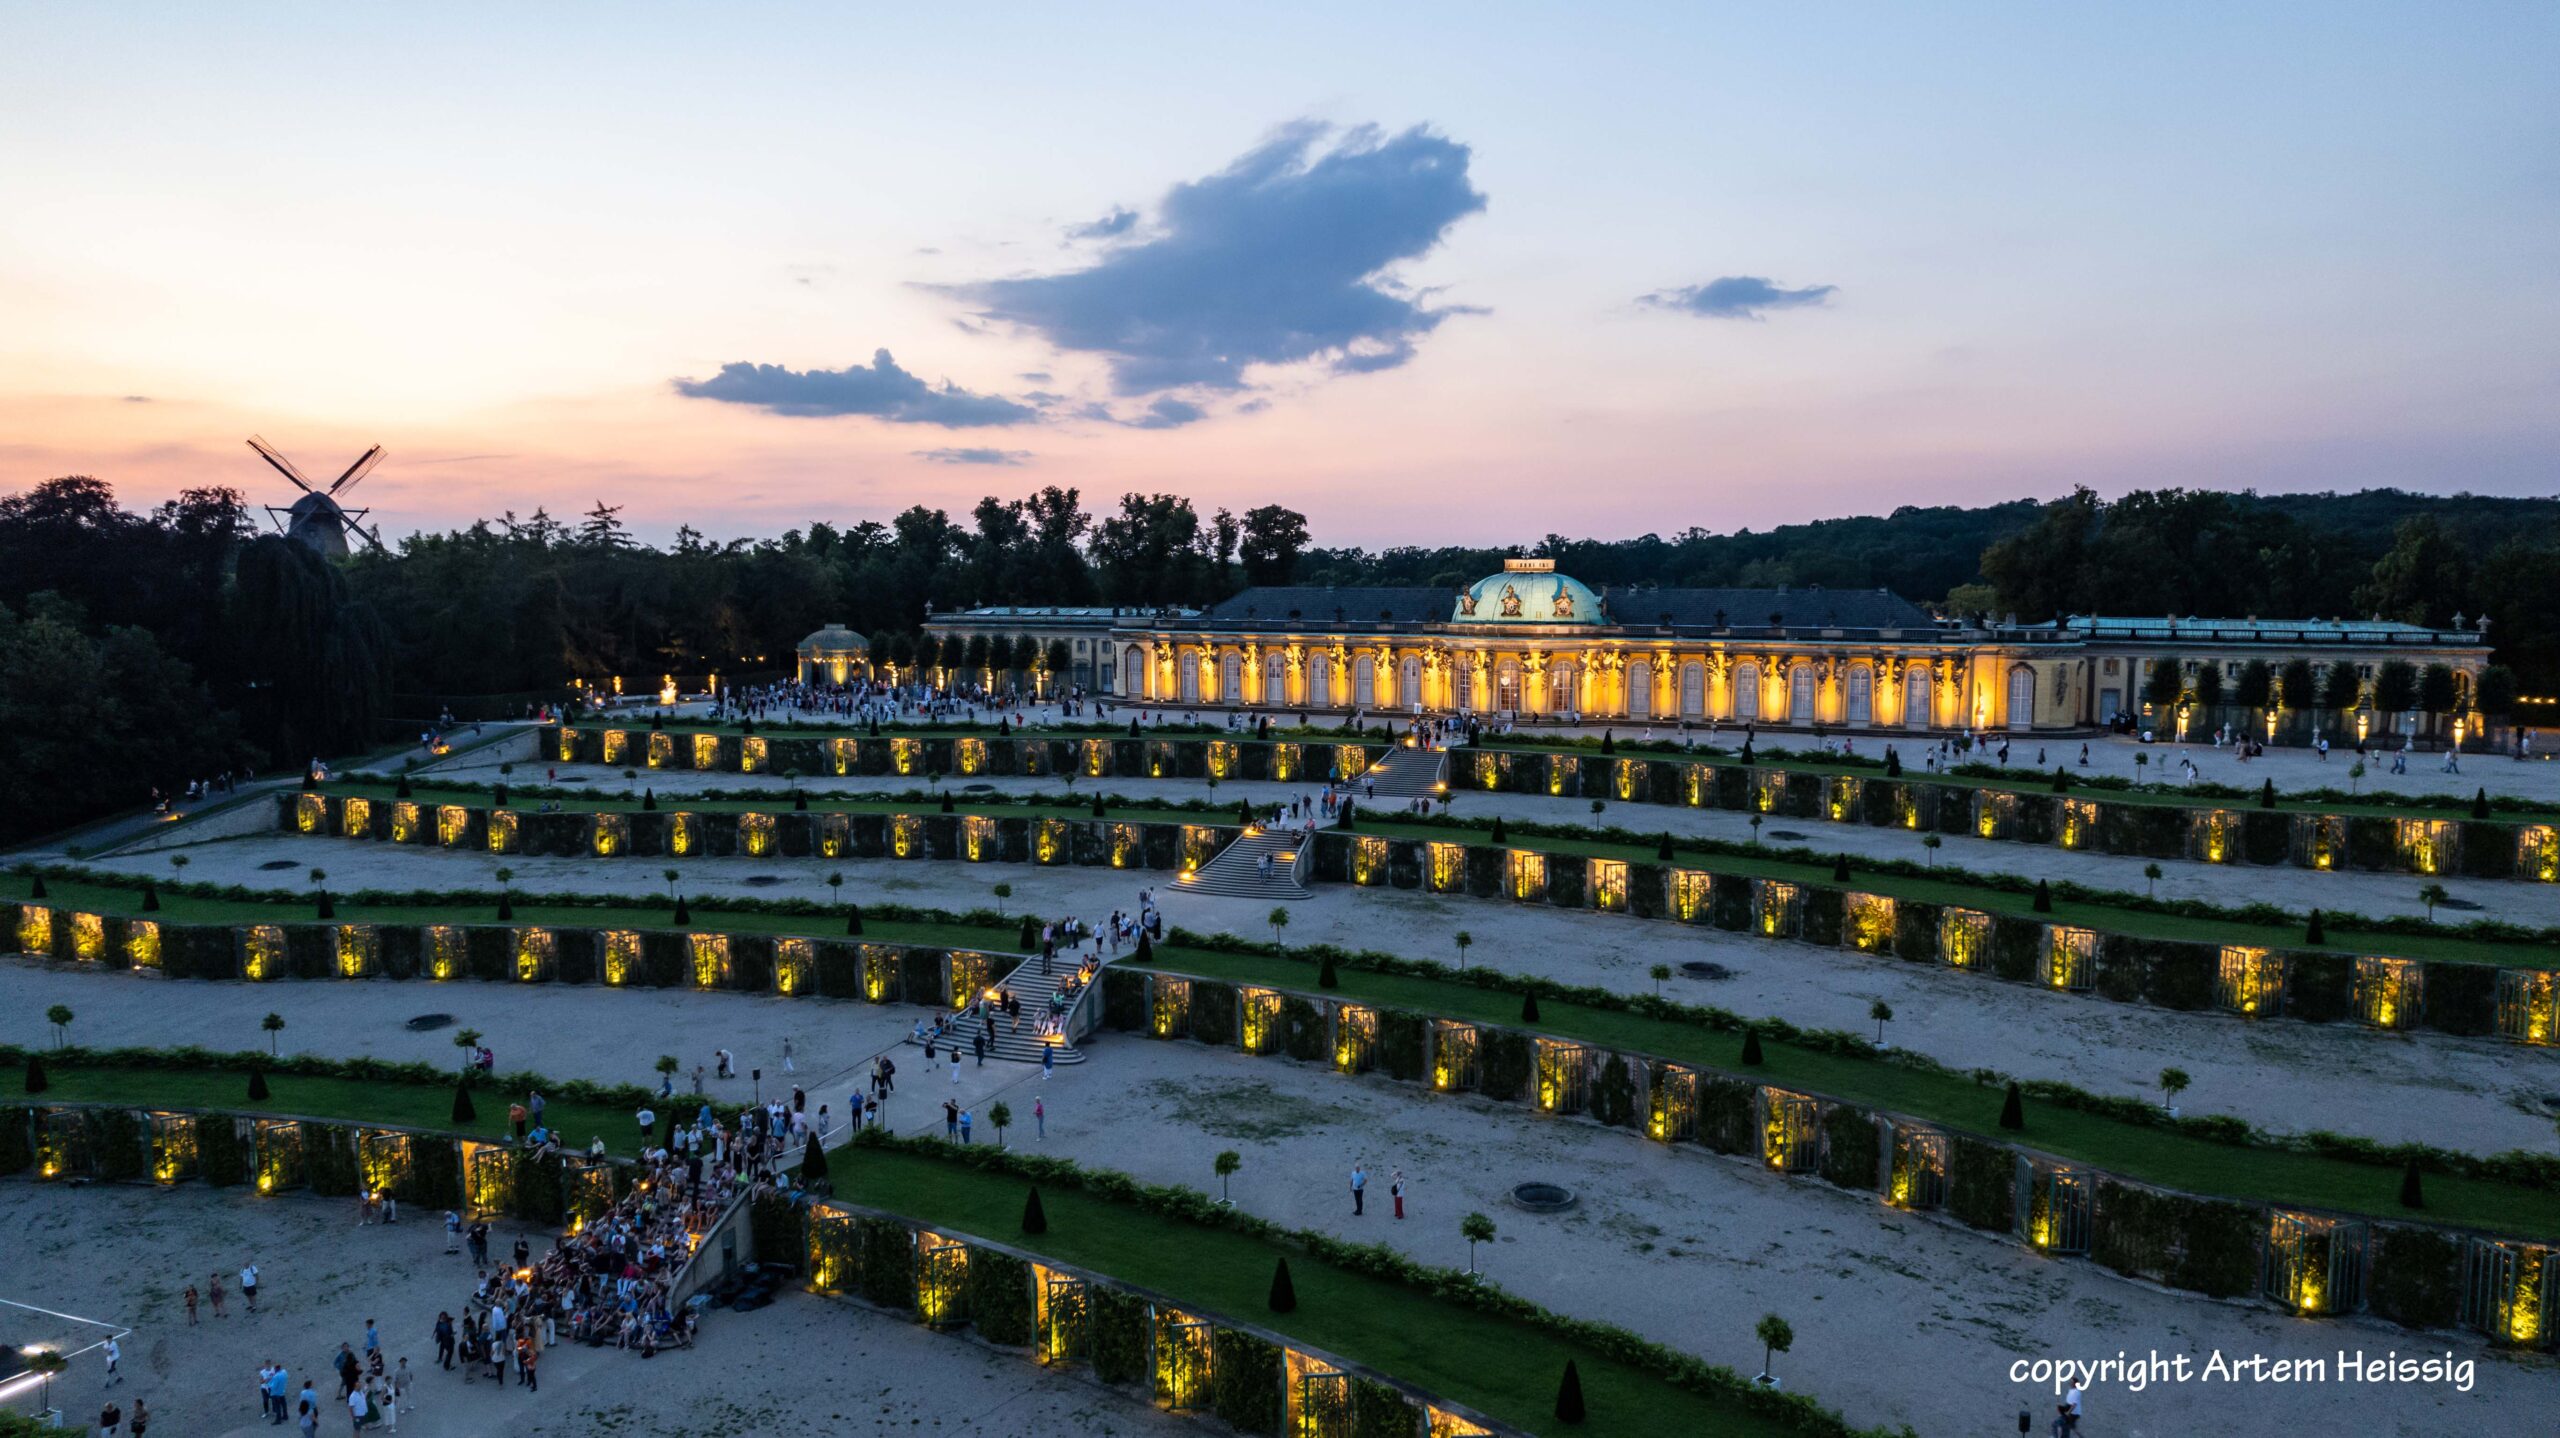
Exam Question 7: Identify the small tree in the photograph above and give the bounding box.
[2158,1067,2191,1112]
[261,1011,285,1054]
[663,867,681,900]
[23,1347,65,1417]
[2134,751,2149,783]
[2418,883,2449,922]
[655,1054,679,1085]
[988,1101,1012,1149]
[1921,833,1942,867]
[1214,1149,1241,1203]
[1461,1210,1496,1275]
[1650,963,1672,997]
[2349,759,2367,795]
[494,866,516,919]
[1755,1313,1795,1386]
[1269,907,1290,951]
[1748,813,1764,845]
[827,871,846,908]
[1454,930,1473,969]
[45,1004,73,1049]
[1869,999,1893,1045]
[2143,862,2163,898]
[170,853,190,881]
[454,1027,483,1070]
[991,882,1012,917]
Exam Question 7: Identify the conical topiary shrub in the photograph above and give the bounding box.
[1489,817,1506,844]
[1316,954,1337,988]
[495,894,514,920]
[395,773,413,799]
[940,792,955,814]
[1740,1028,1763,1065]
[315,892,335,919]
[2260,778,2277,810]
[1128,718,1141,738]
[793,792,808,812]
[2472,787,2491,820]
[1999,1081,2024,1130]
[247,1068,270,1102]
[492,783,508,808]
[642,789,657,811]
[801,1133,830,1190]
[1134,932,1154,965]
[1022,1187,1048,1234]
[846,905,864,936]
[2031,880,2052,913]
[672,896,692,926]
[1018,916,1039,952]
[1091,796,1106,818]
[1832,854,1850,883]
[28,875,45,899]
[25,1056,47,1094]
[451,1081,475,1123]
[2047,766,2064,791]
[1555,1359,1586,1424]
[2305,909,2325,945]
[1520,990,1541,1023]
[141,882,160,912]
[1268,1256,1297,1312]
[2398,1158,2424,1209]
[1656,832,1674,861]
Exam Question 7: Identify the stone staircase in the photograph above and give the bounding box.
[1355,744,1449,800]
[907,953,1091,1065]
[1173,825,1312,900]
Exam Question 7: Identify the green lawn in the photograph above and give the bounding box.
[1142,949,2560,1242]
[22,1065,644,1155]
[832,1147,1812,1438]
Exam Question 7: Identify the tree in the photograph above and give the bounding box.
[44,1004,72,1049]
[1454,931,1473,969]
[2322,661,2363,714]
[2349,759,2366,795]
[309,866,331,918]
[1461,1210,1497,1274]
[1754,1313,1795,1386]
[2354,515,2469,625]
[1268,1256,1297,1312]
[1239,505,1312,586]
[261,1011,285,1054]
[1213,1149,1241,1203]
[2158,1067,2191,1111]
[655,1054,679,1082]
[2419,664,2458,726]
[2232,659,2273,712]
[991,882,1012,916]
[1268,907,1290,951]
[1920,833,1941,867]
[2142,658,2186,711]
[2189,660,2222,711]
[663,868,681,899]
[2277,657,2316,713]
[988,1101,1012,1149]
[2143,862,2162,898]
[2418,883,2449,922]
[1651,963,1673,997]
[2373,660,2419,718]
[23,1346,65,1417]
[2478,665,2518,723]
[1868,999,1893,1045]
[454,1027,483,1069]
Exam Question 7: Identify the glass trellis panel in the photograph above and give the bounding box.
[891,738,922,775]
[1149,977,1192,1039]
[294,792,325,833]
[2188,809,2238,863]
[340,796,372,837]
[564,1156,613,1228]
[464,1142,515,1214]
[1427,843,1466,892]
[2058,798,2098,849]
[1752,769,1784,813]
[963,816,999,861]
[242,924,286,980]
[1843,893,1896,953]
[862,947,901,1002]
[149,1112,198,1184]
[2215,947,2285,1017]
[37,1110,92,1179]
[357,1130,414,1199]
[1082,739,1111,777]
[1240,988,1284,1055]
[556,728,581,762]
[1886,1122,1948,1210]
[1973,791,2016,840]
[738,812,776,857]
[70,912,104,962]
[2395,819,2456,876]
[515,927,555,982]
[485,809,519,853]
[692,734,721,771]
[949,953,992,1010]
[1507,850,1546,901]
[957,738,987,775]
[1759,1089,1820,1173]
[1037,1270,1089,1364]
[1334,1006,1377,1074]
[2044,926,2097,992]
[2461,1240,2555,1348]
[2291,812,2346,870]
[2264,1213,2367,1317]
[592,813,627,856]
[336,925,378,978]
[1109,823,1142,868]
[1035,819,1069,864]
[817,812,851,858]
[890,815,924,859]
[1648,1064,1696,1142]
[646,732,674,769]
[807,1210,859,1292]
[1753,879,1801,938]
[1153,1309,1215,1409]
[828,737,857,776]
[2517,826,2560,882]
[1939,908,1990,968]
[2354,957,2423,1031]
[1351,837,1389,885]
[774,939,814,996]
[670,812,700,857]
[124,920,161,969]
[916,1237,969,1326]
[389,801,422,842]
[2020,1164,2093,1256]
[1535,1040,1587,1114]
[1589,859,1628,912]
[1671,869,1711,922]
[740,737,767,773]
[601,931,642,986]
[1292,1361,1352,1438]
[601,729,629,765]
[437,805,470,846]
[254,1118,303,1193]
[1428,1408,1494,1438]
[691,933,732,989]
[2496,971,2558,1046]
[1431,1022,1479,1092]
[1826,775,1860,821]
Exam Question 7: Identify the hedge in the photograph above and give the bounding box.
[966,1248,1034,1346]
[1212,1326,1286,1435]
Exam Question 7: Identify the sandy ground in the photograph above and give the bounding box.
[0,1180,1176,1438]
[60,836,2560,1155]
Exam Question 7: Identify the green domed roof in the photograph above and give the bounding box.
[1453,564,1606,624]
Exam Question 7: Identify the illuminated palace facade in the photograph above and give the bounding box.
[926,560,2495,735]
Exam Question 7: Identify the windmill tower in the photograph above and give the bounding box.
[247,436,386,560]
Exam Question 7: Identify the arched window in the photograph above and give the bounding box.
[1734,662,1760,719]
[1353,654,1376,707]
[1455,662,1475,711]
[1904,666,1932,730]
[1628,658,1652,719]
[1097,644,1116,694]
[1400,656,1422,709]
[1680,661,1705,717]
[1496,660,1521,712]
[2006,666,2036,731]
[1219,653,1241,703]
[1262,652,1287,706]
[1846,665,1873,725]
[1123,647,1147,699]
[1788,664,1816,723]
[1178,652,1201,703]
[1309,652,1333,708]
[1549,660,1580,714]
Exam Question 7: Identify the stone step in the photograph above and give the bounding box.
[1174,826,1311,901]
[1357,746,1449,799]
[903,952,1092,1065]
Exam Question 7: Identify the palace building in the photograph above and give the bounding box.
[923,558,2493,735]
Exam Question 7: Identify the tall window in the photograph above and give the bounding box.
[1734,662,1760,718]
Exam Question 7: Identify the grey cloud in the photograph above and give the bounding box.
[673,349,1037,426]
[913,447,1032,466]
[946,121,1486,394]
[1130,397,1205,430]
[1068,207,1138,241]
[1640,276,1836,320]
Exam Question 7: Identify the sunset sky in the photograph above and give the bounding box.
[2,3,2553,548]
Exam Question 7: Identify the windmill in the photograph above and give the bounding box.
[248,435,386,559]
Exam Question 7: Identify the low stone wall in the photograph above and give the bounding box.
[1098,967,2559,1351]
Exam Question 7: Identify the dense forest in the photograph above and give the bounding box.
[5,473,2558,843]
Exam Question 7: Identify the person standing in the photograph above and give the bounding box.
[183,1285,198,1326]
[782,1037,796,1074]
[1391,1170,1406,1220]
[126,1398,146,1438]
[102,1336,122,1385]
[1033,1097,1045,1140]
[209,1273,226,1318]
[943,1099,959,1140]
[959,1109,973,1144]
[443,1210,461,1254]
[239,1261,260,1313]
[1349,1163,1366,1216]
[434,1313,456,1371]
[97,1400,120,1437]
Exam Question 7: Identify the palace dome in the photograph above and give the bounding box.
[1453,562,1606,625]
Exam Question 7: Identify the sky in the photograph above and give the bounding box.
[1,2,2554,549]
